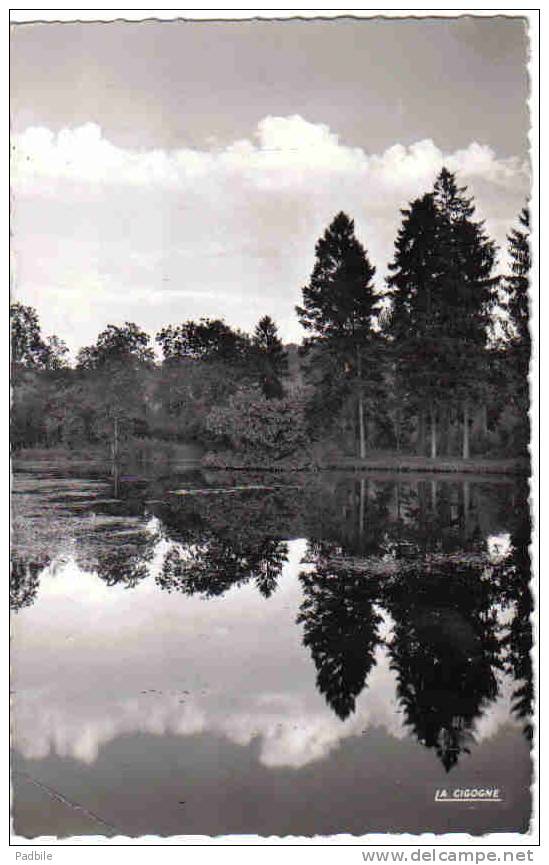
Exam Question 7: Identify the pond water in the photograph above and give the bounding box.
[11,462,533,838]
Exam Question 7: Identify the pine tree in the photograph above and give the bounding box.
[251,315,288,399]
[499,206,531,456]
[505,206,531,379]
[387,170,497,459]
[432,168,498,459]
[296,211,380,459]
[387,193,444,457]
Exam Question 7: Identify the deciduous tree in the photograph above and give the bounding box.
[76,321,154,370]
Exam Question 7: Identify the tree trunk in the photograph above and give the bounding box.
[112,460,119,499]
[462,401,470,460]
[358,392,366,461]
[481,403,488,436]
[358,477,365,542]
[463,479,470,516]
[395,408,401,454]
[462,480,471,540]
[366,416,373,449]
[417,411,425,456]
[356,348,366,461]
[112,415,119,462]
[430,403,437,459]
[431,479,437,511]
[440,406,449,457]
[110,416,120,496]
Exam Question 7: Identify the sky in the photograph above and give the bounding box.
[10,15,531,354]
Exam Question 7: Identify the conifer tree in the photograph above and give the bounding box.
[432,168,498,459]
[296,211,380,459]
[251,315,288,399]
[499,206,531,456]
[387,193,444,457]
[387,169,497,459]
[505,206,531,380]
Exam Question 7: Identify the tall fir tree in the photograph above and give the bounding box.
[386,193,444,457]
[504,206,531,380]
[432,168,498,459]
[296,211,380,459]
[387,169,497,459]
[500,206,531,456]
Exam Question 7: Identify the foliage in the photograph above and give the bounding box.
[504,207,530,362]
[156,317,250,364]
[297,211,378,342]
[386,169,499,458]
[11,303,48,368]
[431,169,498,401]
[205,388,309,463]
[498,207,531,458]
[251,315,288,398]
[152,358,240,441]
[297,211,381,457]
[11,170,530,465]
[156,315,289,402]
[76,321,155,369]
[11,302,69,371]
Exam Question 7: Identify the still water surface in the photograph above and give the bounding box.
[11,463,533,837]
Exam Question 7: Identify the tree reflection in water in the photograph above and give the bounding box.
[297,542,382,719]
[10,554,46,611]
[158,535,289,599]
[93,537,155,588]
[154,488,296,599]
[11,470,533,769]
[384,562,501,771]
[293,476,532,770]
[492,480,533,741]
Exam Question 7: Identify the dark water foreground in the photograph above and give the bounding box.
[11,462,533,838]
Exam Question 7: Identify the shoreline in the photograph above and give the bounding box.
[310,455,528,476]
[12,449,528,478]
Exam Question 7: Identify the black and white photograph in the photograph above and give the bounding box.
[9,10,537,843]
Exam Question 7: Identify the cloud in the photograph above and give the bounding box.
[10,117,530,350]
[11,116,527,194]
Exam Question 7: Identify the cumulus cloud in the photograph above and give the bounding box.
[10,116,530,350]
[11,116,527,193]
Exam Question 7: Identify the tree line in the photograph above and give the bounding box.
[10,168,531,464]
